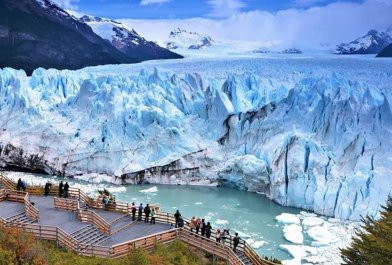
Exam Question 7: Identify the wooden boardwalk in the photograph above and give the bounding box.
[0,173,278,265]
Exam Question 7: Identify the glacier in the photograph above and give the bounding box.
[0,56,392,221]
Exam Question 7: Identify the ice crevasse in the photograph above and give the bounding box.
[0,65,392,221]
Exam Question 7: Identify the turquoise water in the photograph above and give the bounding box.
[6,172,303,260]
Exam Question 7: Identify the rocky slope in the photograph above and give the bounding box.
[335,29,392,54]
[166,28,214,50]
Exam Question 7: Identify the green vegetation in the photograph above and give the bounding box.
[341,196,392,265]
[0,226,213,265]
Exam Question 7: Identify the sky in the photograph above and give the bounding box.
[53,0,392,48]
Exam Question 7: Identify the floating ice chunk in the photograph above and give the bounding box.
[194,202,203,205]
[283,224,304,244]
[303,256,328,264]
[307,225,338,245]
[276,213,301,224]
[302,217,325,227]
[251,241,266,249]
[279,244,307,260]
[245,238,255,245]
[215,219,229,225]
[139,186,158,193]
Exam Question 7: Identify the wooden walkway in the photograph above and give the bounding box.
[0,173,278,265]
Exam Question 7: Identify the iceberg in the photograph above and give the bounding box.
[283,224,304,244]
[0,56,392,221]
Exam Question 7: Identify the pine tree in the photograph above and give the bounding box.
[341,196,392,265]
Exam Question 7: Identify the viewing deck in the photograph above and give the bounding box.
[0,173,278,265]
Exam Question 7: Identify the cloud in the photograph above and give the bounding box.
[140,0,172,6]
[121,0,392,48]
[207,0,246,18]
[51,0,79,10]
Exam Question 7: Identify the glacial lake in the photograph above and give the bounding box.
[5,171,306,261]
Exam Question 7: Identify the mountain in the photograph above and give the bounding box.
[166,28,214,50]
[377,43,392,57]
[79,15,182,61]
[0,0,133,75]
[335,29,392,54]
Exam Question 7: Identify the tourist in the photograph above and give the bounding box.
[216,229,221,243]
[221,229,229,245]
[102,196,109,209]
[174,210,181,227]
[190,216,196,232]
[17,178,22,191]
[205,222,212,239]
[44,181,52,196]
[131,202,136,221]
[201,219,206,236]
[177,216,184,228]
[58,181,63,197]
[233,233,240,253]
[21,179,27,191]
[150,208,156,224]
[138,203,143,221]
[144,203,151,223]
[195,218,201,234]
[63,182,69,198]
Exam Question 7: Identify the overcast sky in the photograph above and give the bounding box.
[54,0,392,46]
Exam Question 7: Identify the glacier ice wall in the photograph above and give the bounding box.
[1,59,392,220]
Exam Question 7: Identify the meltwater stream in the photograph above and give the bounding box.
[4,171,304,261]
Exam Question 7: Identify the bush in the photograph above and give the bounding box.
[341,196,392,265]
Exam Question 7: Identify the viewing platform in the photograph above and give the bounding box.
[0,173,277,265]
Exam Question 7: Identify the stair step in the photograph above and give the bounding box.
[110,219,135,235]
[109,214,128,225]
[74,229,101,241]
[71,225,94,237]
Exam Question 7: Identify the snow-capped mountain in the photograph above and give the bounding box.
[1,56,391,221]
[0,0,131,75]
[166,28,214,50]
[79,15,182,61]
[335,29,392,54]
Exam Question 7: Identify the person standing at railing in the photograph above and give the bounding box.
[63,182,69,198]
[58,181,64,197]
[21,179,27,191]
[144,203,151,223]
[150,208,156,224]
[205,222,212,239]
[216,229,221,243]
[44,181,52,196]
[190,216,196,232]
[233,233,240,253]
[201,219,206,237]
[131,202,136,221]
[221,229,229,245]
[174,210,181,227]
[16,178,22,191]
[138,203,143,221]
[195,218,201,234]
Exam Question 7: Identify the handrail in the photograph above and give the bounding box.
[24,192,39,222]
[78,209,111,235]
[54,197,79,212]
[177,228,245,265]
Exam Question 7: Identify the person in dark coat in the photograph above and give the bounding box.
[63,182,69,198]
[205,222,212,239]
[138,203,143,221]
[17,178,22,191]
[201,219,206,237]
[21,180,27,191]
[44,181,52,196]
[144,204,151,223]
[177,217,184,228]
[174,210,181,227]
[58,181,64,197]
[233,233,240,253]
[131,202,136,221]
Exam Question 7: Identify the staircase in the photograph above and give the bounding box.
[236,250,253,265]
[109,214,135,235]
[6,212,34,224]
[71,225,109,246]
